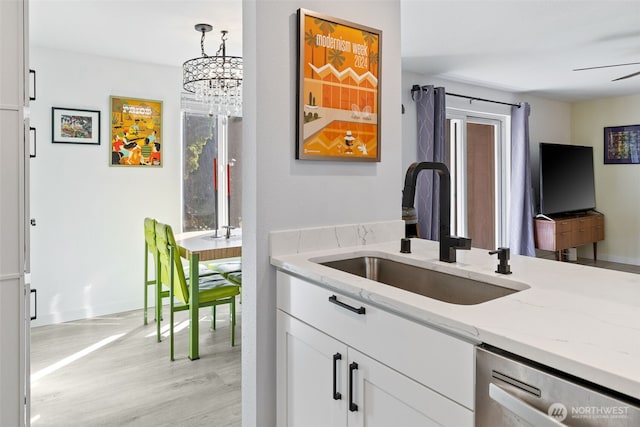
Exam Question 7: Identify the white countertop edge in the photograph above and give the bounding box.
[271,238,640,401]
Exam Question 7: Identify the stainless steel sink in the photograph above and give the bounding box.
[319,256,527,305]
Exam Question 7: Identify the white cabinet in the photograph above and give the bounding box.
[277,312,347,426]
[349,349,470,427]
[0,0,29,425]
[276,272,475,427]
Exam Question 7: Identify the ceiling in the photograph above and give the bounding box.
[30,1,640,102]
[29,0,243,67]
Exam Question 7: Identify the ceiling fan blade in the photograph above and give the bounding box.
[612,70,640,81]
[573,61,640,72]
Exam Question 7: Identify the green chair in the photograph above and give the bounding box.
[207,256,242,319]
[206,257,242,283]
[155,222,240,361]
[144,217,218,338]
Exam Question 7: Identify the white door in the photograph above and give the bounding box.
[447,113,509,250]
[347,349,474,427]
[277,311,348,427]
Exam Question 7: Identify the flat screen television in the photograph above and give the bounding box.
[539,143,596,216]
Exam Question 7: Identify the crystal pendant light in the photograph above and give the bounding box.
[183,24,243,117]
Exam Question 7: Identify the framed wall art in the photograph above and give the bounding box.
[604,124,640,164]
[51,107,101,145]
[296,9,382,161]
[110,96,162,167]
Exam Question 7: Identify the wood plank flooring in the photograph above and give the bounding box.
[536,249,640,274]
[30,304,241,427]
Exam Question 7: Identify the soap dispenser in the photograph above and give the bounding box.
[489,247,512,275]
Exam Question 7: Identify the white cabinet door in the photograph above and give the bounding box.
[277,271,476,409]
[277,311,348,427]
[277,311,474,427]
[0,0,28,425]
[0,0,22,105]
[347,348,474,427]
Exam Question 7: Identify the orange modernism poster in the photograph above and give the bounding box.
[296,9,381,161]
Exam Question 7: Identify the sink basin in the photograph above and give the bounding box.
[319,256,527,305]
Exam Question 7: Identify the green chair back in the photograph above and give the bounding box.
[144,217,157,256]
[155,222,190,304]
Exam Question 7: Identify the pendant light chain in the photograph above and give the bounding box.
[200,29,208,58]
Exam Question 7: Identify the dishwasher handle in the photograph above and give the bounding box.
[489,383,566,427]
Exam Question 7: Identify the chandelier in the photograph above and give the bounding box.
[183,24,243,117]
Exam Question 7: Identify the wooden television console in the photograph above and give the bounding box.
[533,211,604,261]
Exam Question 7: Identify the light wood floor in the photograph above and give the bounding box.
[30,304,241,427]
[536,249,640,274]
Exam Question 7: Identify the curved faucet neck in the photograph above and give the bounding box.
[402,161,451,230]
[402,161,471,262]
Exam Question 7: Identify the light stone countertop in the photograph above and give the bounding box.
[271,233,640,401]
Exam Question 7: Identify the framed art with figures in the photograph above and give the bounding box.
[110,96,163,167]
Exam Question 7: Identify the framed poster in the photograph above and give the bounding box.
[604,124,640,164]
[110,96,162,167]
[296,9,381,161]
[51,107,100,145]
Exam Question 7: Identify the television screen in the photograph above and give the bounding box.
[539,143,596,216]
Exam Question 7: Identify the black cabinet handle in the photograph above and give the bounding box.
[30,288,37,320]
[328,295,366,315]
[29,69,36,101]
[349,361,358,412]
[29,127,36,158]
[332,353,342,400]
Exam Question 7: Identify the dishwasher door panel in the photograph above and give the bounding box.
[476,346,640,427]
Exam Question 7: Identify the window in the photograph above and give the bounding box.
[182,96,242,232]
[446,110,509,250]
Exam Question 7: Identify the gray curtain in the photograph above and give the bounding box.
[415,85,446,240]
[509,102,536,256]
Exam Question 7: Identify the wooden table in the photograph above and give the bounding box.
[174,230,242,360]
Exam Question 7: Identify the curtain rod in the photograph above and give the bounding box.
[411,85,521,108]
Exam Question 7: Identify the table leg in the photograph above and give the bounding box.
[189,253,200,360]
[156,249,162,342]
[593,242,598,262]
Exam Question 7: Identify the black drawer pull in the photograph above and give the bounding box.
[349,361,358,412]
[30,288,37,320]
[29,126,36,158]
[328,295,366,315]
[332,353,342,400]
[29,69,36,101]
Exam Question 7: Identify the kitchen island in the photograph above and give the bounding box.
[270,220,640,410]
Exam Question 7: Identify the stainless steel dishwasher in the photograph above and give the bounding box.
[476,345,640,426]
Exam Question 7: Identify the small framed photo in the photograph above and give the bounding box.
[51,107,101,145]
[604,124,640,164]
[296,9,382,161]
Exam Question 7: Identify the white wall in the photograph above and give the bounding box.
[242,1,402,425]
[572,95,640,264]
[29,47,182,325]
